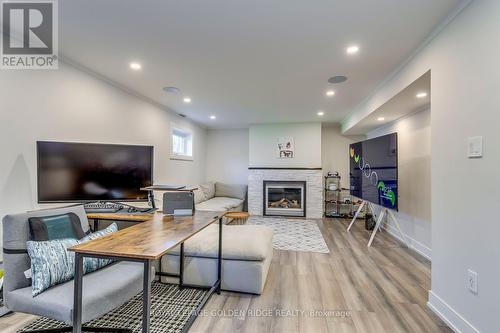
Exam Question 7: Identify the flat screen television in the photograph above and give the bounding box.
[349,133,398,210]
[37,141,153,203]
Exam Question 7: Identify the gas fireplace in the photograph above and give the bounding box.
[263,181,306,217]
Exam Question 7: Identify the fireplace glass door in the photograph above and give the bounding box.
[264,181,306,217]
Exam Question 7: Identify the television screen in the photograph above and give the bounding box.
[37,141,153,202]
[349,133,398,210]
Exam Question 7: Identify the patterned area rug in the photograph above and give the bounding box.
[246,216,330,253]
[19,282,207,333]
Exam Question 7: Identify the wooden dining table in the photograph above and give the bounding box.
[68,210,223,333]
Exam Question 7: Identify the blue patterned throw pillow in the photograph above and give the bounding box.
[26,223,118,297]
[81,223,118,241]
[26,238,79,296]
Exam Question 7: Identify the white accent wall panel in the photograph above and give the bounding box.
[249,123,322,168]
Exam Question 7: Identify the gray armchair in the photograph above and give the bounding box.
[2,205,150,332]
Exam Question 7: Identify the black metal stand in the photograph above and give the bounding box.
[72,253,153,333]
[72,217,223,333]
[147,191,156,209]
[92,219,99,232]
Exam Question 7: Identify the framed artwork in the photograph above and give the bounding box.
[277,137,294,159]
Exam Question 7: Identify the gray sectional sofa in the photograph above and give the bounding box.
[193,182,247,213]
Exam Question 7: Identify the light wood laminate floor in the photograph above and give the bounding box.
[0,218,451,333]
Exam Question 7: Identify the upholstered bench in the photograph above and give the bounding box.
[161,224,273,294]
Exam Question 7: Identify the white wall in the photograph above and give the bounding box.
[249,123,322,168]
[321,124,364,188]
[0,62,208,258]
[206,128,249,184]
[341,1,498,331]
[368,108,431,259]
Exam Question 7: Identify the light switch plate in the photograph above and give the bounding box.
[467,269,478,294]
[467,136,483,158]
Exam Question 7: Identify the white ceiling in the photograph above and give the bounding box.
[59,1,463,128]
[345,71,431,135]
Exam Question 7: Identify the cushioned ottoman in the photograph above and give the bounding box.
[161,224,273,294]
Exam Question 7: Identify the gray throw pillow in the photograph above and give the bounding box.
[193,188,206,204]
[215,182,247,200]
[26,223,118,297]
[199,182,215,199]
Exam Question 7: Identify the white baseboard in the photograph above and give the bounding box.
[427,291,480,333]
[381,223,432,261]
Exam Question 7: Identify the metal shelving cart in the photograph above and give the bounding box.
[324,174,363,218]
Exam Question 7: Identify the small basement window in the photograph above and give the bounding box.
[171,126,193,160]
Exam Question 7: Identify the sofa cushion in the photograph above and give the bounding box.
[162,253,272,294]
[215,183,247,200]
[168,224,273,261]
[5,261,151,325]
[195,197,243,212]
[192,188,206,204]
[199,182,215,200]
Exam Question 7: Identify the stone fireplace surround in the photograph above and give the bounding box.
[248,168,323,219]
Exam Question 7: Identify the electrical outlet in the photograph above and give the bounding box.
[467,136,483,158]
[467,269,478,294]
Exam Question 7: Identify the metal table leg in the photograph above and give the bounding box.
[180,218,223,333]
[217,217,222,294]
[72,253,84,333]
[142,260,152,333]
[179,242,184,290]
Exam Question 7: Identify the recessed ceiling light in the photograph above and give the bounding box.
[328,75,348,84]
[129,62,142,70]
[346,45,360,54]
[183,97,192,103]
[377,117,385,121]
[210,115,216,120]
[317,111,325,116]
[163,86,180,94]
[416,92,428,98]
[326,90,335,97]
